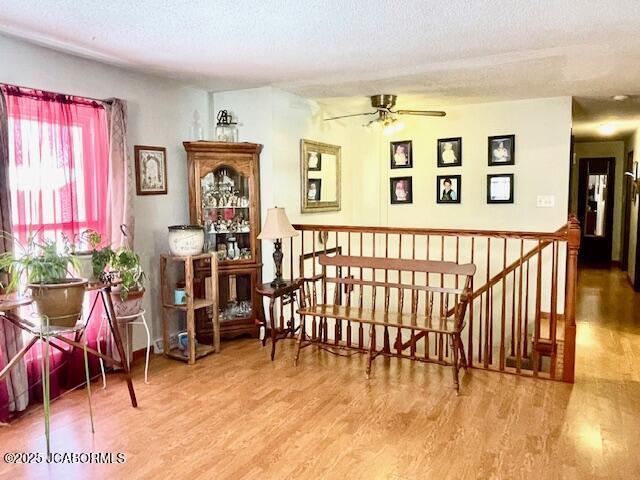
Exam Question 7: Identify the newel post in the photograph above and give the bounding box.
[563,215,580,383]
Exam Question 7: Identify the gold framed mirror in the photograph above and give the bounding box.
[300,139,341,213]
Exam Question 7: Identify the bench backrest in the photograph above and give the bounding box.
[307,254,476,326]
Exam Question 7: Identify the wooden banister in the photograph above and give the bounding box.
[562,215,580,383]
[293,223,568,241]
[290,217,579,384]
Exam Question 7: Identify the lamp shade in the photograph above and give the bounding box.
[258,207,298,240]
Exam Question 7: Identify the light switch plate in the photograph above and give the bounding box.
[536,195,555,208]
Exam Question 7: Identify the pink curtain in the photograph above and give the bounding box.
[1,86,110,413]
[105,99,134,248]
[0,89,29,422]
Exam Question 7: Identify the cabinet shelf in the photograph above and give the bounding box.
[163,299,214,311]
[203,206,250,210]
[165,344,216,362]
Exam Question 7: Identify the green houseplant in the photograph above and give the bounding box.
[108,246,146,316]
[0,232,87,327]
[66,229,108,281]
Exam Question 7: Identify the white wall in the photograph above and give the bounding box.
[0,34,209,349]
[571,141,625,261]
[361,97,572,232]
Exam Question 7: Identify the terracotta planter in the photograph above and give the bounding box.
[110,288,145,318]
[28,278,88,328]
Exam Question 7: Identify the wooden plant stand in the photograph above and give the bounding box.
[160,253,220,364]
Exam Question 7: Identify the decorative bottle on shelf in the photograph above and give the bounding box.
[215,110,238,142]
[227,237,236,260]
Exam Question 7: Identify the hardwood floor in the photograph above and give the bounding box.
[1,267,639,479]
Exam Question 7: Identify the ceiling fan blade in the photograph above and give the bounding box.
[323,111,377,121]
[395,109,447,117]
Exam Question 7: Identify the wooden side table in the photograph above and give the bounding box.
[256,279,302,361]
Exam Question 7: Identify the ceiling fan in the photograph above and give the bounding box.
[323,94,446,135]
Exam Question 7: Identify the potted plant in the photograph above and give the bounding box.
[0,233,87,328]
[108,246,145,317]
[66,229,103,281]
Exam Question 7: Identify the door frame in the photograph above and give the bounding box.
[621,150,633,270]
[577,157,616,263]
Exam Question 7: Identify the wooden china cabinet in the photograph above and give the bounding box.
[184,141,264,340]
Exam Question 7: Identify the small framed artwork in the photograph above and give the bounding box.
[134,145,167,195]
[390,177,413,204]
[487,174,514,203]
[307,179,322,201]
[488,134,515,166]
[437,137,462,167]
[390,140,413,169]
[307,151,321,171]
[436,175,461,204]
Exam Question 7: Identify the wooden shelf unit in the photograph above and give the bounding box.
[160,252,220,365]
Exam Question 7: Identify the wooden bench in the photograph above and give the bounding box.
[294,254,476,393]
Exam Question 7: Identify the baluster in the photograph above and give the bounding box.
[346,231,352,348]
[425,234,430,359]
[483,237,491,369]
[335,230,341,345]
[358,232,364,349]
[550,241,559,379]
[478,292,483,363]
[523,258,530,359]
[510,269,516,357]
[438,235,445,362]
[311,230,318,341]
[516,238,524,374]
[500,237,507,371]
[410,234,417,358]
[371,233,377,352]
[533,240,542,377]
[467,237,475,367]
[383,234,390,353]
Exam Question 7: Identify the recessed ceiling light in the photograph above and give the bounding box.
[612,95,629,101]
[597,123,617,136]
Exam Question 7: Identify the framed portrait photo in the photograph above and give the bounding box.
[487,174,514,203]
[307,151,321,171]
[437,137,462,167]
[436,175,461,204]
[488,134,515,166]
[134,145,167,195]
[390,176,413,204]
[307,179,322,202]
[390,140,413,169]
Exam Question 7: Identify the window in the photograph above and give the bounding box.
[3,86,109,246]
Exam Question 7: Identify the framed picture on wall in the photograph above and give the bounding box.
[134,145,167,195]
[436,175,461,204]
[390,177,413,204]
[390,140,413,169]
[307,179,322,201]
[488,134,515,166]
[437,137,462,167]
[307,151,321,171]
[487,174,514,203]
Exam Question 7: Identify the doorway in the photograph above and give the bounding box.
[577,157,616,264]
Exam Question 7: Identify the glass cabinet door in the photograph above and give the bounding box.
[200,167,252,262]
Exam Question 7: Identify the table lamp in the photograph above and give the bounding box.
[258,207,299,287]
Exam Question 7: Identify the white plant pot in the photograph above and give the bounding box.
[72,252,95,281]
[168,225,204,256]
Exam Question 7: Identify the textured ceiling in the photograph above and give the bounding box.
[2,1,640,138]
